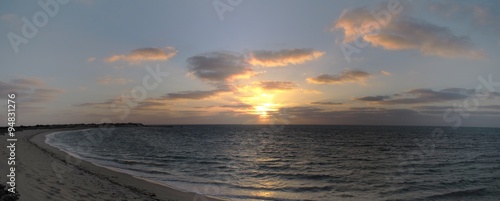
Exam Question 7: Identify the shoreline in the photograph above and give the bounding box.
[0,128,227,201]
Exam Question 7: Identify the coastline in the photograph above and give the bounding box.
[0,128,226,201]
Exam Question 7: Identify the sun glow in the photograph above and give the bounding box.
[254,102,278,118]
[243,93,280,119]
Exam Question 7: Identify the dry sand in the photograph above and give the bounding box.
[0,129,227,201]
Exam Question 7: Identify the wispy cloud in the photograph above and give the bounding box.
[355,95,391,102]
[311,101,343,105]
[105,47,177,64]
[219,103,253,109]
[414,104,500,111]
[380,70,391,76]
[75,98,118,108]
[0,77,64,103]
[430,1,500,34]
[307,70,371,84]
[97,76,134,85]
[256,81,297,91]
[135,101,170,110]
[75,97,169,111]
[273,106,429,125]
[163,89,226,100]
[248,48,324,67]
[334,6,486,59]
[196,103,253,110]
[355,88,499,105]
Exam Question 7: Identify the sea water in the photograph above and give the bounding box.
[45,125,500,201]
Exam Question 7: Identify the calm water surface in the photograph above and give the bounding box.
[46,125,500,200]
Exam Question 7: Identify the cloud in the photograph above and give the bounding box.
[384,88,469,104]
[87,57,96,63]
[29,88,65,102]
[193,103,253,109]
[267,104,500,126]
[349,107,379,111]
[412,105,451,110]
[355,95,391,101]
[256,81,297,91]
[355,88,499,105]
[105,47,177,64]
[163,89,225,100]
[430,2,500,34]
[334,6,485,59]
[380,70,391,76]
[0,77,64,103]
[135,101,169,110]
[219,103,253,109]
[97,76,134,85]
[248,48,325,67]
[414,104,500,111]
[74,98,117,108]
[75,97,170,112]
[165,52,252,102]
[187,51,256,82]
[311,101,343,105]
[413,104,500,116]
[274,106,431,125]
[307,70,371,84]
[9,77,44,86]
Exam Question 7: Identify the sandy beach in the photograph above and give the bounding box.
[0,129,226,201]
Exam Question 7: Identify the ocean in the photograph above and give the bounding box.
[45,125,500,201]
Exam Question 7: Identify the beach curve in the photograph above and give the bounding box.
[0,128,227,201]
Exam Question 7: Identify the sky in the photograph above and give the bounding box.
[1,0,499,127]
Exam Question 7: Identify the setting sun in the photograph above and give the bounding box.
[254,103,278,118]
[243,93,280,118]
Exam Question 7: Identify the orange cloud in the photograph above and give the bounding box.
[105,47,177,64]
[248,48,324,67]
[307,70,371,84]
